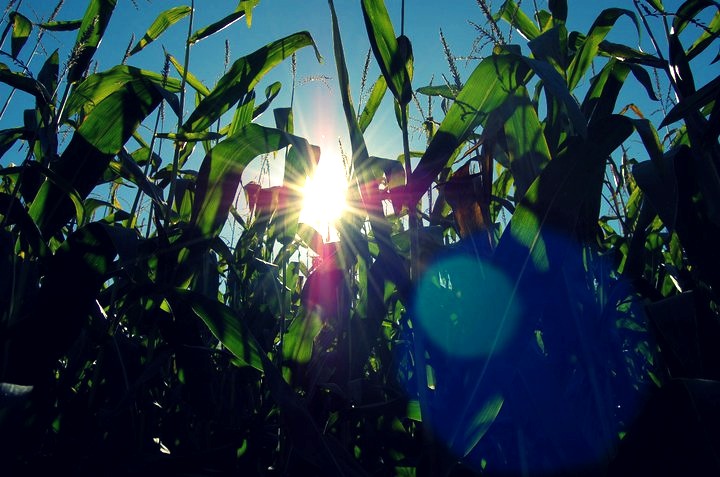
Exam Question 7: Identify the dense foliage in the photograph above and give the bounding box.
[1,0,719,475]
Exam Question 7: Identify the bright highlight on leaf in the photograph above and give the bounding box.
[300,154,348,242]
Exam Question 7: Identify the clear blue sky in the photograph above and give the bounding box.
[0,1,714,181]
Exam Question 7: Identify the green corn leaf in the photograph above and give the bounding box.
[661,74,720,126]
[38,19,82,31]
[0,63,52,104]
[686,9,720,60]
[170,288,265,371]
[282,311,323,364]
[191,123,317,238]
[498,0,541,40]
[358,75,387,133]
[9,12,32,59]
[0,127,27,158]
[166,51,210,97]
[0,192,47,257]
[129,5,191,56]
[405,54,531,207]
[673,0,717,35]
[188,9,244,44]
[598,40,666,68]
[37,50,60,97]
[498,88,552,201]
[251,81,282,122]
[567,8,639,91]
[495,115,634,276]
[416,84,458,100]
[156,131,224,142]
[181,32,320,133]
[67,0,118,84]
[30,73,164,237]
[65,65,181,121]
[582,59,631,124]
[361,0,412,105]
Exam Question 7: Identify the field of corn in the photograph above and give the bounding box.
[1,0,720,475]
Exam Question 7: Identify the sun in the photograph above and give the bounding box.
[299,154,348,242]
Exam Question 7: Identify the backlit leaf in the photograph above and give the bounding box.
[361,0,412,105]
[181,32,320,133]
[129,6,191,56]
[9,12,32,59]
[67,0,118,83]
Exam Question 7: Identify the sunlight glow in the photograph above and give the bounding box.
[300,154,348,242]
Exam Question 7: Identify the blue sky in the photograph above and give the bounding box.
[0,1,715,184]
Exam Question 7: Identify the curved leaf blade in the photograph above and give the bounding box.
[181,31,321,133]
[67,0,118,83]
[567,8,639,91]
[129,5,191,56]
[9,12,32,59]
[191,123,318,237]
[361,0,412,105]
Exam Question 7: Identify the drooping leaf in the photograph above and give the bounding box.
[166,51,210,97]
[64,65,181,120]
[0,64,52,104]
[171,288,264,371]
[191,123,317,238]
[67,0,118,83]
[181,32,321,133]
[9,12,32,59]
[361,0,412,105]
[548,0,568,24]
[188,8,246,44]
[567,8,639,91]
[128,5,192,56]
[661,74,720,126]
[686,9,720,60]
[498,0,541,40]
[30,74,164,237]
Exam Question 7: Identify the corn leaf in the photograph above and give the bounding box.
[37,50,59,96]
[673,0,717,35]
[65,65,181,120]
[661,74,720,126]
[9,12,32,59]
[188,9,244,44]
[0,63,52,103]
[499,0,541,40]
[498,89,552,200]
[495,115,634,277]
[30,74,164,237]
[166,51,210,97]
[361,0,412,105]
[686,9,720,60]
[129,5,191,56]
[38,19,82,31]
[181,32,320,133]
[67,0,118,83]
[191,123,317,238]
[405,54,531,207]
[567,8,638,91]
[358,75,387,133]
[171,288,265,371]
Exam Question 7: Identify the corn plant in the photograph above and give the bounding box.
[1,0,719,475]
